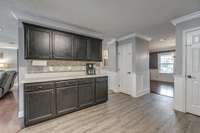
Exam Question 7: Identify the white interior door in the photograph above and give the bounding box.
[186,28,200,116]
[118,43,132,95]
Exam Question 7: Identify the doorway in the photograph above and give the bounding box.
[149,50,175,97]
[186,28,200,116]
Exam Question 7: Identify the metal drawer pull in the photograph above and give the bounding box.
[38,86,43,89]
[187,75,196,79]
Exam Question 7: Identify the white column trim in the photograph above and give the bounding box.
[117,33,152,42]
[18,111,24,118]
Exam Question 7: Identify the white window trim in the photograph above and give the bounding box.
[158,52,175,74]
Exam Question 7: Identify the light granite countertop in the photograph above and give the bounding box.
[22,74,108,84]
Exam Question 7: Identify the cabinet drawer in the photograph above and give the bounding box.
[78,78,95,85]
[55,80,77,88]
[96,77,108,82]
[24,82,55,92]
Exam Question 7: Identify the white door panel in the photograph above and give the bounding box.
[186,29,200,116]
[117,43,132,95]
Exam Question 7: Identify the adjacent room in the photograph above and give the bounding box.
[0,43,19,132]
[149,36,176,97]
[0,0,200,133]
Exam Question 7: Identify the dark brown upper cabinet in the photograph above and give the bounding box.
[87,38,102,61]
[73,35,88,60]
[53,31,73,60]
[24,24,52,59]
[23,23,102,61]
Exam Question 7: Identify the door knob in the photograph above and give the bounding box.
[127,72,131,74]
[187,75,195,79]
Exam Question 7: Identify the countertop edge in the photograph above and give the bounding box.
[22,74,108,84]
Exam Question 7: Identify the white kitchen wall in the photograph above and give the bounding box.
[117,36,150,97]
[134,37,150,96]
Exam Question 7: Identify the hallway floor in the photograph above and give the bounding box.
[0,89,22,133]
[150,80,174,97]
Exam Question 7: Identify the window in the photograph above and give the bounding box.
[158,52,175,74]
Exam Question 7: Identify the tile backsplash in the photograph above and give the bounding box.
[27,60,100,73]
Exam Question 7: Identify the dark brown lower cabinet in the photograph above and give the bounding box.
[95,77,108,104]
[56,86,78,115]
[24,87,56,126]
[24,76,108,127]
[78,79,95,108]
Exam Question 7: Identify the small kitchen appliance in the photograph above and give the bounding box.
[86,63,96,75]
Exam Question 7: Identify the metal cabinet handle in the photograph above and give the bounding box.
[38,86,42,89]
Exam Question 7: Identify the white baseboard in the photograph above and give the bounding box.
[136,89,150,97]
[110,88,119,93]
[18,110,24,118]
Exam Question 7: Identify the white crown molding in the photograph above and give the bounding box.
[117,33,136,42]
[171,11,200,26]
[136,34,152,42]
[11,10,104,39]
[107,38,117,45]
[117,33,152,42]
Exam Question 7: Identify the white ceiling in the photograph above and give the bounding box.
[0,0,200,50]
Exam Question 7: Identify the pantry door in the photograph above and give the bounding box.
[118,43,133,95]
[186,28,200,116]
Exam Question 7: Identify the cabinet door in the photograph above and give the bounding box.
[53,32,73,59]
[56,86,78,115]
[87,38,102,61]
[95,77,108,104]
[73,36,88,60]
[78,83,95,108]
[24,24,52,59]
[24,89,56,126]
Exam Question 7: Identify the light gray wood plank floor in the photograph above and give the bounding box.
[19,92,200,133]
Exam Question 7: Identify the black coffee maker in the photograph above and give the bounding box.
[86,63,96,75]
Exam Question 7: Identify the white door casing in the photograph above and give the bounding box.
[186,28,200,116]
[117,43,133,95]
